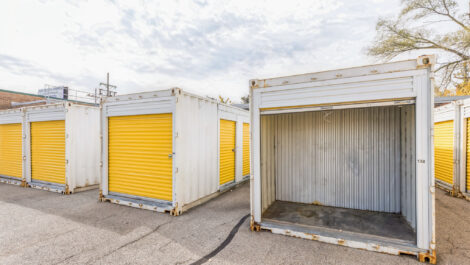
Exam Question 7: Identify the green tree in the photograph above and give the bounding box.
[368,0,470,95]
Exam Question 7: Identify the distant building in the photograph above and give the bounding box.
[38,86,69,100]
[0,89,47,110]
[232,103,249,110]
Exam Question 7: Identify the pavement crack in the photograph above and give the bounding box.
[175,258,192,265]
[190,214,249,265]
[88,220,172,264]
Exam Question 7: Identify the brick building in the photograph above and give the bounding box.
[0,89,47,110]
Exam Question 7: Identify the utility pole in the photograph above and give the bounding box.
[99,72,117,97]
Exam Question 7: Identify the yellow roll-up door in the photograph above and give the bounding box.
[108,114,173,201]
[0,123,23,178]
[434,120,454,185]
[466,119,470,192]
[31,120,66,184]
[220,119,236,185]
[242,123,250,176]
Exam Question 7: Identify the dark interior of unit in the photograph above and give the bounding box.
[260,105,417,244]
[263,201,416,242]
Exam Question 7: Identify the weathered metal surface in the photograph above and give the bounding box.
[101,89,249,214]
[257,221,435,264]
[261,106,408,213]
[250,56,435,259]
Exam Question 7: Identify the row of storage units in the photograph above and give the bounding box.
[249,56,436,263]
[0,103,100,193]
[99,88,250,216]
[434,99,470,198]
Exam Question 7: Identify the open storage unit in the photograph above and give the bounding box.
[249,56,436,263]
[100,88,249,215]
[0,103,101,193]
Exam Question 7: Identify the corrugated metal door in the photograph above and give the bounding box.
[467,119,470,192]
[0,123,23,178]
[434,120,454,185]
[108,114,173,201]
[31,120,66,184]
[220,119,236,185]
[243,123,250,176]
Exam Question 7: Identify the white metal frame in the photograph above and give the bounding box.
[24,104,66,189]
[218,105,251,187]
[459,98,470,196]
[250,57,435,261]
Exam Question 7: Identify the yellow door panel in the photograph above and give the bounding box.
[220,119,236,185]
[31,120,66,184]
[467,119,470,192]
[0,123,23,178]
[242,123,250,176]
[108,114,173,201]
[434,120,453,185]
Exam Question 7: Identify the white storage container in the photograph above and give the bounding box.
[0,102,101,193]
[100,88,250,215]
[249,56,436,263]
[434,103,459,194]
[435,98,470,199]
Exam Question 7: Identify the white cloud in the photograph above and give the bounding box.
[0,0,413,102]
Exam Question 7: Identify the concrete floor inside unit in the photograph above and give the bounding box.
[1,182,470,265]
[262,201,416,243]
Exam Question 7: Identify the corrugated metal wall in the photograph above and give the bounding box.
[261,116,276,213]
[175,94,219,205]
[400,105,416,230]
[260,105,416,219]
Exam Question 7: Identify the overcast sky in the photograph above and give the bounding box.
[0,0,452,102]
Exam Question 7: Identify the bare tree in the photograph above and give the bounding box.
[368,0,470,94]
[218,95,231,104]
[240,95,249,104]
